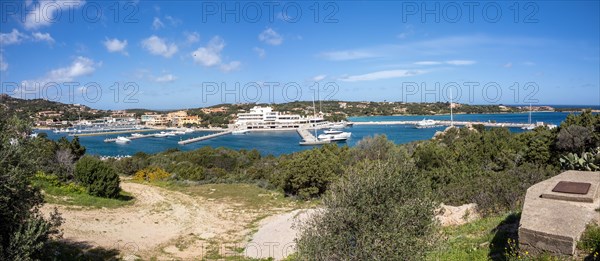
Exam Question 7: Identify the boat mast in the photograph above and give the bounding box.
[528,103,532,124]
[312,93,318,137]
[450,88,454,127]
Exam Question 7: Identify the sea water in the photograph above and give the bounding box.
[38,112,579,157]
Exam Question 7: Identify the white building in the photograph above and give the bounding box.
[235,106,327,129]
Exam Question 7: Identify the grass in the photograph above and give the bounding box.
[135,180,317,210]
[427,212,528,261]
[427,212,576,261]
[577,223,600,260]
[33,173,134,208]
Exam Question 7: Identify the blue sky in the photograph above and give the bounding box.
[1,1,598,109]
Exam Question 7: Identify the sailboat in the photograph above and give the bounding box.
[521,104,535,130]
[299,94,331,146]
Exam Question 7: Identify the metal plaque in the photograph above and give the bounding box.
[551,181,591,195]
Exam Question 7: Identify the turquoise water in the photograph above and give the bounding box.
[39,112,574,157]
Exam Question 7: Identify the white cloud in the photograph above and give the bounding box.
[0,29,27,45]
[340,69,426,82]
[445,60,476,65]
[253,47,265,58]
[319,50,377,61]
[185,31,200,44]
[155,73,177,83]
[24,0,85,30]
[152,17,164,30]
[191,36,240,72]
[414,61,442,65]
[141,35,178,58]
[503,62,513,68]
[258,28,283,46]
[165,15,182,26]
[0,53,7,71]
[103,38,128,55]
[312,74,327,82]
[20,57,99,92]
[220,61,241,72]
[414,60,475,66]
[191,36,225,67]
[32,32,54,44]
[45,56,97,82]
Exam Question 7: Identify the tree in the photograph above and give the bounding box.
[295,160,437,260]
[556,125,592,154]
[75,156,121,198]
[0,111,62,260]
[277,145,347,199]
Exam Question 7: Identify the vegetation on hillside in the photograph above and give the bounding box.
[2,98,598,260]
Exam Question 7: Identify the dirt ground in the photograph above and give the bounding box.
[41,181,300,260]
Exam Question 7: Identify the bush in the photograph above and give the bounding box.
[578,223,600,257]
[133,166,171,182]
[295,160,437,260]
[277,145,348,199]
[0,113,62,260]
[75,156,121,198]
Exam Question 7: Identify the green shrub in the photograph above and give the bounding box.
[295,160,437,260]
[0,113,62,260]
[133,166,171,182]
[75,156,121,198]
[578,223,600,257]
[277,145,347,199]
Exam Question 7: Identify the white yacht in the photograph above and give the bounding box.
[154,132,168,137]
[131,133,144,137]
[415,119,437,128]
[115,136,131,144]
[318,130,351,142]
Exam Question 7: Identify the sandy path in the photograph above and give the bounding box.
[41,182,241,259]
[245,209,316,260]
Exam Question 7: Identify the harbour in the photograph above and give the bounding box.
[37,112,576,157]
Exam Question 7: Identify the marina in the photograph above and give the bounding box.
[38,112,576,157]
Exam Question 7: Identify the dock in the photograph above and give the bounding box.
[297,128,318,141]
[178,131,232,145]
[351,120,534,128]
[71,128,158,137]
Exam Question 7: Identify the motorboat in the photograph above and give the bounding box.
[173,131,187,135]
[115,136,131,144]
[415,119,437,128]
[232,129,250,135]
[330,122,346,129]
[154,132,168,137]
[323,129,343,134]
[318,131,351,142]
[521,125,535,130]
[299,138,331,146]
[166,132,177,136]
[184,128,194,133]
[131,133,144,137]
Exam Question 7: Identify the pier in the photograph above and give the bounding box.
[351,120,535,128]
[73,128,158,137]
[178,131,232,145]
[296,128,318,141]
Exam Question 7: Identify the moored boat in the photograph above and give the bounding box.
[115,136,131,144]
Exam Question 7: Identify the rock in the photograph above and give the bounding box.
[436,203,480,226]
[519,170,600,256]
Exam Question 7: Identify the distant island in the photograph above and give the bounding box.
[1,94,596,128]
